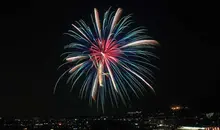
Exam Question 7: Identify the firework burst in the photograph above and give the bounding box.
[54,7,159,111]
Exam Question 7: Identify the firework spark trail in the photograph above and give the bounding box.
[94,8,102,39]
[54,7,159,111]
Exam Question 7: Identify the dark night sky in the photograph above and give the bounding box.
[0,0,219,117]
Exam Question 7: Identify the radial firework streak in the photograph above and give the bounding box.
[54,7,159,111]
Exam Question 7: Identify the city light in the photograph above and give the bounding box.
[0,110,219,130]
[205,127,220,130]
[171,105,183,111]
[178,126,206,130]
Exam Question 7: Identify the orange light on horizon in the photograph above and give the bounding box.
[171,105,182,111]
[205,127,220,130]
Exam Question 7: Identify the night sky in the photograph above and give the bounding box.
[0,0,219,117]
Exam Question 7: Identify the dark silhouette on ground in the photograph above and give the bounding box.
[91,120,134,130]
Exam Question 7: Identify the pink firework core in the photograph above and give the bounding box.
[90,39,121,65]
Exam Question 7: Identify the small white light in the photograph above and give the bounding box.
[179,126,205,130]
